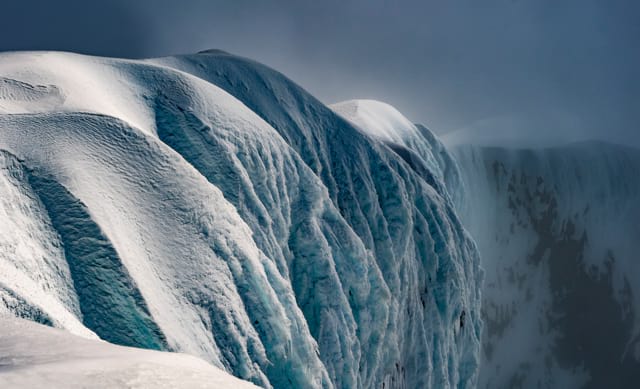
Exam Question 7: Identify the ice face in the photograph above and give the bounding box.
[0,51,482,388]
[451,142,640,388]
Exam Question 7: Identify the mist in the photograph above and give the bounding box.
[1,0,638,146]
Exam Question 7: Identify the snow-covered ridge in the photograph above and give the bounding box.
[0,51,482,388]
[331,100,417,145]
[331,99,463,201]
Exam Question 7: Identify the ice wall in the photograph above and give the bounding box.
[451,142,640,388]
[0,51,482,388]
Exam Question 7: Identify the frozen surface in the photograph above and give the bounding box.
[0,51,482,388]
[0,151,93,338]
[332,99,463,199]
[0,316,258,388]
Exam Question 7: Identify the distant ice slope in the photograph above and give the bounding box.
[450,141,640,388]
[0,316,258,388]
[0,51,482,388]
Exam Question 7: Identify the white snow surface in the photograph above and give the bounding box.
[331,99,417,145]
[0,316,258,388]
[0,51,482,388]
[332,99,464,201]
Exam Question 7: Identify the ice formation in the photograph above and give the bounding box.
[448,141,640,388]
[0,51,482,388]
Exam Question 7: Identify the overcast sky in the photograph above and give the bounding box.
[1,0,638,145]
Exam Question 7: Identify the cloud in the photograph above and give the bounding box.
[0,0,151,58]
[1,0,638,146]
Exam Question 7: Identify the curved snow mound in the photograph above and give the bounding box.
[0,316,258,389]
[0,51,155,131]
[0,51,482,388]
[331,99,417,145]
[331,99,464,203]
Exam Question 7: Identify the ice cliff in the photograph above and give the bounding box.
[0,50,482,388]
[448,141,640,388]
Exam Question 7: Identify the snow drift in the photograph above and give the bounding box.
[0,316,258,388]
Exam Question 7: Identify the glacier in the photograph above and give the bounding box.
[448,141,640,388]
[0,50,482,388]
[2,48,637,389]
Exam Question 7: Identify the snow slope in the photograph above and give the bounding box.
[450,141,640,388]
[331,99,464,202]
[0,51,482,388]
[0,316,258,388]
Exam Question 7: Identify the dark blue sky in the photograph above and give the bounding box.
[1,0,638,145]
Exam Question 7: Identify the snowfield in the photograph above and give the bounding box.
[0,316,258,388]
[0,51,482,388]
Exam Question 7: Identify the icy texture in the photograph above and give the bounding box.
[0,151,92,337]
[0,316,258,388]
[331,99,464,202]
[450,142,640,388]
[0,51,482,388]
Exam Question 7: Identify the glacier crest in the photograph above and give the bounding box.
[0,51,482,388]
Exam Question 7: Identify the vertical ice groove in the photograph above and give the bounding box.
[0,150,93,338]
[25,169,167,350]
[152,52,483,388]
